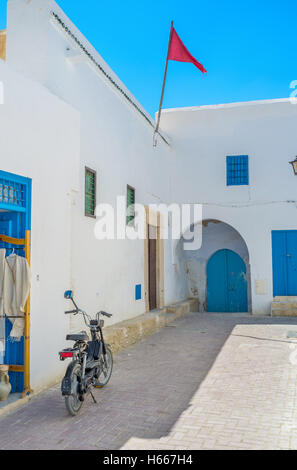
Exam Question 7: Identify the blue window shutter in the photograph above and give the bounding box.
[135,284,141,300]
[127,185,135,225]
[85,167,96,217]
[226,155,249,186]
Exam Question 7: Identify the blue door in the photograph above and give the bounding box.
[272,231,297,296]
[207,249,248,312]
[0,171,31,393]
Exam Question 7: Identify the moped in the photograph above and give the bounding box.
[59,290,113,416]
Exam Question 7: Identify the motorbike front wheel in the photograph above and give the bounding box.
[93,345,113,388]
[65,362,84,416]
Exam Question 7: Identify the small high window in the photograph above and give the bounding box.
[126,185,135,225]
[226,155,249,186]
[85,167,96,218]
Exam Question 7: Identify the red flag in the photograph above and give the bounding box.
[168,27,207,74]
[153,22,207,145]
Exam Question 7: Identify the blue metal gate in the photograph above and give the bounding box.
[0,170,31,393]
[207,249,248,312]
[272,230,297,296]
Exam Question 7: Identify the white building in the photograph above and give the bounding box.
[0,0,296,395]
[161,101,297,316]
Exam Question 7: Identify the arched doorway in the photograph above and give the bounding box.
[207,249,248,312]
[179,219,251,312]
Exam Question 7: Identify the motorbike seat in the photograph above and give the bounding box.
[66,331,89,342]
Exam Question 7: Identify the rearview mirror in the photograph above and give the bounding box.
[64,290,73,299]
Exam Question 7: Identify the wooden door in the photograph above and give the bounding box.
[148,225,157,310]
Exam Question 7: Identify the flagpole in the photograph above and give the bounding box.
[153,20,174,146]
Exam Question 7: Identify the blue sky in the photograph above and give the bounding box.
[1,0,297,117]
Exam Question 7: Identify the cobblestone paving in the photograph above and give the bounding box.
[1,312,297,450]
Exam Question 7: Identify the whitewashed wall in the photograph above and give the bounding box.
[0,60,80,390]
[5,0,188,331]
[161,100,297,315]
[4,0,297,396]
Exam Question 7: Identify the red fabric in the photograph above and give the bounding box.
[168,27,207,74]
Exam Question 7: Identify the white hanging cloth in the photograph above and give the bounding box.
[3,253,31,341]
[0,248,5,317]
[0,249,5,359]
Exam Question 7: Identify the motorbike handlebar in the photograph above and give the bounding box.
[64,307,91,325]
[101,311,112,318]
[65,295,112,323]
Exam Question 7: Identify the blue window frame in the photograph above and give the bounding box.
[0,170,31,230]
[226,155,249,186]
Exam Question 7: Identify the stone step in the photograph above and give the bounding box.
[274,296,297,302]
[104,298,199,353]
[271,297,297,316]
[272,302,297,309]
[271,309,297,317]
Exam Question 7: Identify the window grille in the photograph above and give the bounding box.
[226,155,249,186]
[126,185,135,225]
[0,177,26,209]
[85,167,96,217]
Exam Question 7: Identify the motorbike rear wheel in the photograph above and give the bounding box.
[65,362,83,416]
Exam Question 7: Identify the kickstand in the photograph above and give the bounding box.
[89,388,97,404]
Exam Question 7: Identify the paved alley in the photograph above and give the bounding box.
[1,312,297,450]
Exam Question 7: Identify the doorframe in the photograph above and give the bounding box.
[144,207,164,312]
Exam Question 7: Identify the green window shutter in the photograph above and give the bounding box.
[126,186,135,225]
[85,168,96,217]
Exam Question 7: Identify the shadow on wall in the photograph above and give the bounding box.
[173,233,190,301]
[178,219,252,312]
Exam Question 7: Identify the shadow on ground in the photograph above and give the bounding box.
[0,312,296,450]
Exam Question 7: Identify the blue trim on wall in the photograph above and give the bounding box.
[25,178,32,231]
[0,170,31,185]
[135,284,142,300]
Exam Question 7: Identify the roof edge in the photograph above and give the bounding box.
[160,98,292,115]
[49,4,170,145]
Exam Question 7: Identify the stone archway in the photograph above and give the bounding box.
[178,219,251,312]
